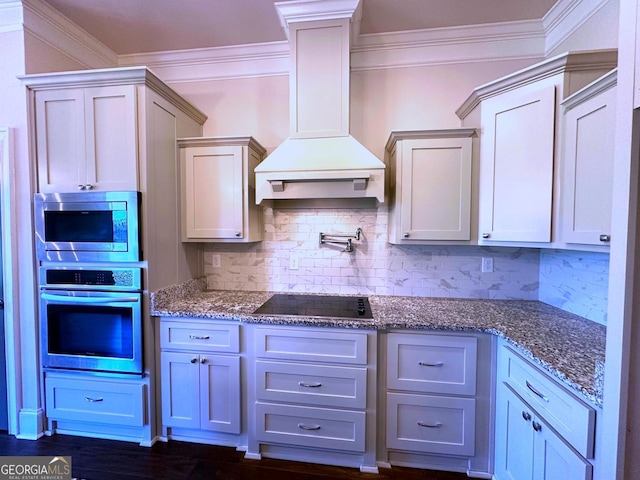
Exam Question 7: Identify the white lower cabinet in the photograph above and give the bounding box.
[44,371,149,443]
[383,331,493,477]
[159,318,242,442]
[247,325,378,473]
[494,342,595,480]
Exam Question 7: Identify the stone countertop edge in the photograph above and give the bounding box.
[151,280,606,408]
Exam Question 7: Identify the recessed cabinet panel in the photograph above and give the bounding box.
[400,139,471,240]
[183,146,243,239]
[201,355,241,434]
[479,86,555,242]
[561,74,616,246]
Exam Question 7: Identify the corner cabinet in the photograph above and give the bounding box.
[178,136,265,243]
[560,69,616,247]
[494,341,595,480]
[386,130,474,243]
[456,49,618,246]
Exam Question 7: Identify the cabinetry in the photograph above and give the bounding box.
[384,331,494,476]
[247,325,378,473]
[160,319,241,440]
[44,371,147,440]
[178,136,265,243]
[34,85,138,193]
[494,342,595,480]
[456,50,617,245]
[560,69,616,246]
[386,130,474,243]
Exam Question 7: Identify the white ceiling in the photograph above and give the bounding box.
[41,0,557,55]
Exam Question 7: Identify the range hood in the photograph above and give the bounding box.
[255,0,385,205]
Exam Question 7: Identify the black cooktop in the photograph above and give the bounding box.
[254,294,373,320]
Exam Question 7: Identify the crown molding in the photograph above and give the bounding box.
[543,0,615,54]
[561,67,617,110]
[21,0,117,69]
[0,1,23,33]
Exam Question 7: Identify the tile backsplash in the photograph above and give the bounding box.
[203,207,541,299]
[538,249,609,325]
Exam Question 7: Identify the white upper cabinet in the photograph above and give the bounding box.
[457,49,618,247]
[35,85,138,193]
[560,69,616,246]
[387,130,474,243]
[179,136,265,243]
[479,86,555,243]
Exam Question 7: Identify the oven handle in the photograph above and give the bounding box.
[41,293,140,304]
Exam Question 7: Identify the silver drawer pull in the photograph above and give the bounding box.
[419,361,443,367]
[298,423,321,431]
[526,380,549,402]
[85,397,104,403]
[599,234,611,242]
[532,421,542,432]
[189,335,210,340]
[522,411,531,421]
[418,421,443,428]
[298,381,322,388]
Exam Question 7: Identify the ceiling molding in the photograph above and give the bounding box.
[21,0,117,69]
[543,0,615,54]
[0,1,24,32]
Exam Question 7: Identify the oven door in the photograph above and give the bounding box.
[40,289,143,375]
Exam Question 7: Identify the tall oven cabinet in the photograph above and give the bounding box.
[22,67,207,445]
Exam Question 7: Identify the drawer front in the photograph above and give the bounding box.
[386,392,475,456]
[387,333,477,395]
[499,345,595,458]
[256,360,367,408]
[160,320,240,353]
[45,375,145,426]
[255,327,368,365]
[255,402,366,452]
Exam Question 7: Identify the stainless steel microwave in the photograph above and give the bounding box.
[34,191,141,262]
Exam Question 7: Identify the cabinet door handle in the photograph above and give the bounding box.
[599,234,611,242]
[190,357,198,364]
[419,361,443,367]
[85,396,104,403]
[482,233,490,239]
[298,381,322,388]
[522,411,532,421]
[532,421,542,432]
[403,232,410,238]
[526,380,549,402]
[84,184,94,190]
[189,335,210,340]
[235,232,242,237]
[200,357,207,364]
[298,423,321,431]
[418,421,443,428]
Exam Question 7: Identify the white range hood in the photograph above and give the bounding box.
[255,0,385,205]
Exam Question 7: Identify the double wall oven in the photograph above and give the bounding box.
[34,191,144,376]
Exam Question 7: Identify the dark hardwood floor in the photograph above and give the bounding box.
[0,432,469,480]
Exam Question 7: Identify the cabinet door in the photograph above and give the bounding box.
[83,85,138,191]
[399,138,472,241]
[479,86,555,242]
[35,89,86,193]
[161,351,200,429]
[494,384,535,480]
[533,418,593,480]
[181,145,243,239]
[561,86,615,245]
[200,354,241,434]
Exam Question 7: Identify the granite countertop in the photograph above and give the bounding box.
[151,278,606,407]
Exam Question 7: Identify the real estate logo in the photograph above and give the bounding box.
[0,456,72,480]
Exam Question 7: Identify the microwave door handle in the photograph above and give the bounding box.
[41,293,140,303]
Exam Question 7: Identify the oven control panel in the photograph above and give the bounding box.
[40,266,142,291]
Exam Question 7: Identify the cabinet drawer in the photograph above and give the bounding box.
[500,345,596,458]
[387,333,477,395]
[45,375,145,426]
[255,402,365,452]
[255,327,368,365]
[386,392,475,456]
[256,360,367,408]
[160,320,240,353]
